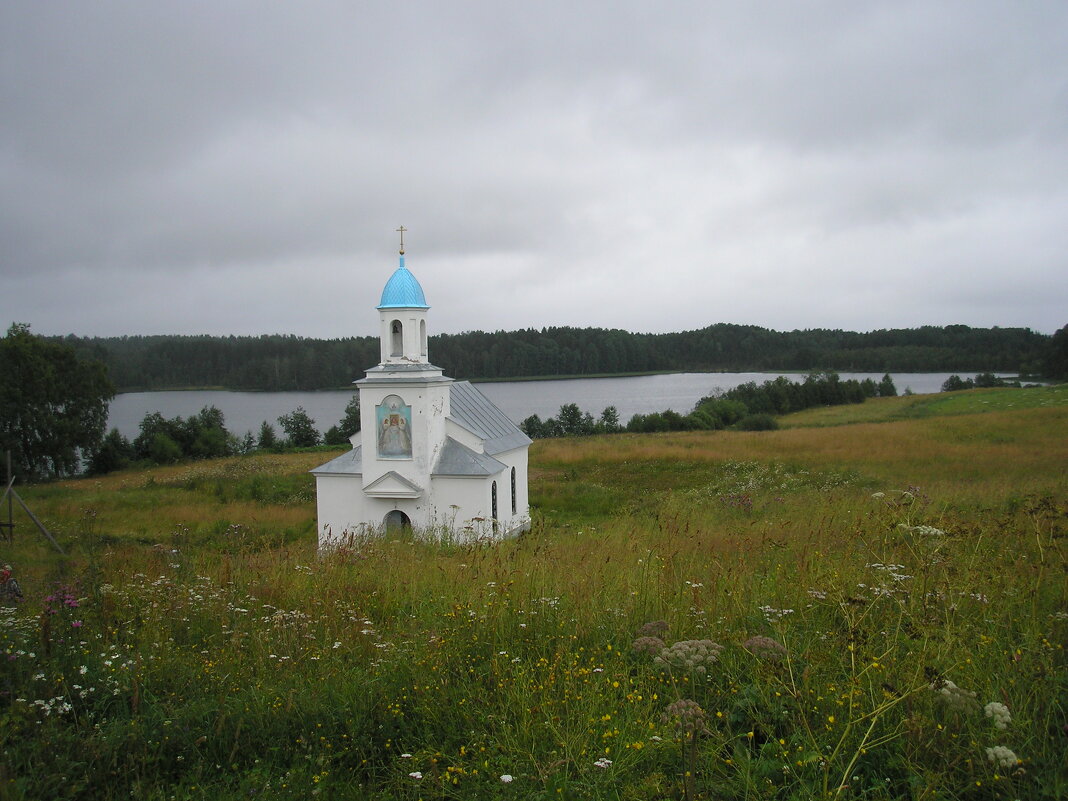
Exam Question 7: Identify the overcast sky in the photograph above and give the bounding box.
[2,2,1066,340]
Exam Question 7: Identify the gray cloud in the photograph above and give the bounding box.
[2,1,1066,338]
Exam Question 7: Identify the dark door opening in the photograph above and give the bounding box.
[383,510,411,532]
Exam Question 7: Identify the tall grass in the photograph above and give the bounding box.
[1,393,1065,799]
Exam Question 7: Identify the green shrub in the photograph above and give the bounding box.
[737,413,778,430]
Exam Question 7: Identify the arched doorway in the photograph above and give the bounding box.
[383,510,411,532]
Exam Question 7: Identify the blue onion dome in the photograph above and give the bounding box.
[377,256,429,309]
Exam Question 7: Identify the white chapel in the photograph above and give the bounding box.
[311,237,532,547]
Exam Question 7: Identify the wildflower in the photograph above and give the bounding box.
[593,757,612,769]
[500,774,513,783]
[653,640,724,676]
[985,746,1019,769]
[932,679,979,712]
[662,699,710,736]
[758,605,795,623]
[631,636,665,657]
[984,702,1011,730]
[637,620,669,638]
[408,771,423,779]
[913,525,945,537]
[742,635,787,661]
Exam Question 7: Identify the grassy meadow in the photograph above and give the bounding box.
[1,386,1066,799]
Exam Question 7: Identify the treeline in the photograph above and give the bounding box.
[51,323,1057,391]
[521,372,898,438]
[89,400,361,475]
[941,372,1020,392]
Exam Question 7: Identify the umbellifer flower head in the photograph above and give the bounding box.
[631,636,665,657]
[742,635,787,661]
[931,679,979,712]
[662,698,710,736]
[638,620,670,638]
[653,639,724,676]
[985,745,1019,768]
[984,701,1011,730]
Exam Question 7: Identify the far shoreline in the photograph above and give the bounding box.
[112,368,1030,394]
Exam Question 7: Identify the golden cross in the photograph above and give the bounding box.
[396,225,407,254]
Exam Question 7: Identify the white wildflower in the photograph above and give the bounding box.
[984,702,1011,730]
[408,771,423,779]
[758,605,795,622]
[653,639,724,675]
[985,745,1018,768]
[593,757,612,769]
[500,774,513,783]
[932,679,979,712]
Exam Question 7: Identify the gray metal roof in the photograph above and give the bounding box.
[433,436,507,476]
[310,444,363,475]
[449,381,532,455]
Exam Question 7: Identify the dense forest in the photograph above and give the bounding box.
[52,323,1055,392]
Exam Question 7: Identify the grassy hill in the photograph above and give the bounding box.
[2,387,1065,799]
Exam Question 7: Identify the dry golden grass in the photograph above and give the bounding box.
[50,450,344,493]
[4,398,1065,800]
[20,450,339,544]
[778,394,927,427]
[533,405,1068,502]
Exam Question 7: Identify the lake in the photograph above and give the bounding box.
[107,372,979,439]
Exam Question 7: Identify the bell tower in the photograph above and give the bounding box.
[357,228,452,511]
[376,225,429,365]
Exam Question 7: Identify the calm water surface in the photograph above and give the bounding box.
[108,372,974,439]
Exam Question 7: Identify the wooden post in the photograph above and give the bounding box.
[2,451,11,542]
[7,487,64,554]
[0,455,63,554]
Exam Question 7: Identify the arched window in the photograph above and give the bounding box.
[420,319,427,358]
[390,320,403,357]
[511,467,517,514]
[491,481,498,534]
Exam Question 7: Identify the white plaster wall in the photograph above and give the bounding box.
[358,376,451,491]
[492,446,530,519]
[363,496,431,530]
[378,309,427,363]
[430,476,499,540]
[445,418,483,452]
[315,474,367,547]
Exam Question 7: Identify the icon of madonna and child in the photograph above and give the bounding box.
[376,395,413,458]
